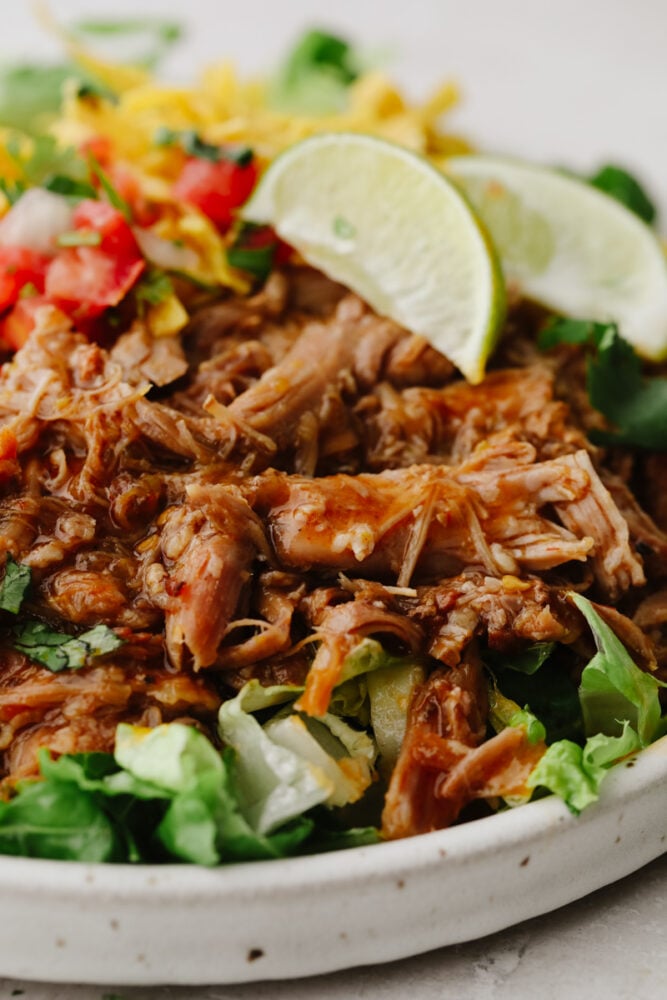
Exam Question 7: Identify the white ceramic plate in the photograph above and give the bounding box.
[0,736,664,985]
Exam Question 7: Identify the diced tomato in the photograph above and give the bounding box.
[46,249,145,320]
[107,165,160,227]
[79,135,113,166]
[0,296,50,351]
[173,156,258,231]
[72,199,139,255]
[45,200,145,320]
[0,247,48,311]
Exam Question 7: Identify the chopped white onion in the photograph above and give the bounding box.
[133,227,199,271]
[0,188,75,255]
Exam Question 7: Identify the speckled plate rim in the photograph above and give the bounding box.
[0,735,664,985]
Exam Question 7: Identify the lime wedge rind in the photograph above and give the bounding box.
[243,133,506,383]
[446,155,667,361]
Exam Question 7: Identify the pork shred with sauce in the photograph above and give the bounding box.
[0,266,665,836]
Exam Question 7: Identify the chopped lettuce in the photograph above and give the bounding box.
[487,685,546,745]
[485,641,555,676]
[527,722,642,813]
[367,661,425,771]
[265,711,376,808]
[571,593,663,745]
[486,593,664,814]
[484,646,582,744]
[338,636,412,685]
[0,767,120,862]
[0,718,375,865]
[219,683,377,829]
[218,690,333,835]
[523,594,664,812]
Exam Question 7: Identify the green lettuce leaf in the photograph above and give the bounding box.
[485,648,582,744]
[219,680,378,832]
[114,722,231,865]
[485,641,555,676]
[264,711,376,808]
[218,690,333,835]
[211,749,314,863]
[0,775,119,861]
[571,593,663,745]
[0,718,374,865]
[487,685,546,745]
[527,722,642,813]
[367,661,425,771]
[38,750,167,863]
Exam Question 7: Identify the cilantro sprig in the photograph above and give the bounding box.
[154,127,253,167]
[589,165,657,225]
[0,556,32,615]
[12,621,124,673]
[1,559,122,671]
[269,29,361,114]
[226,222,278,282]
[539,317,667,449]
[135,269,175,308]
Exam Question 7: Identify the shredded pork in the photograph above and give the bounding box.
[0,268,664,838]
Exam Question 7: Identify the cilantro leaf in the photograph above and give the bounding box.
[227,223,277,282]
[586,327,667,449]
[539,317,667,450]
[87,154,133,221]
[154,127,253,166]
[44,174,98,200]
[537,317,609,351]
[589,164,657,225]
[0,556,31,615]
[12,621,124,673]
[270,29,360,114]
[136,269,175,308]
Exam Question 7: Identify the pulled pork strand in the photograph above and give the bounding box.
[382,659,546,839]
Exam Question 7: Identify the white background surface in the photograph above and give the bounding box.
[0,1,666,996]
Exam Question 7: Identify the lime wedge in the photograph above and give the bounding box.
[446,155,667,360]
[242,133,505,383]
